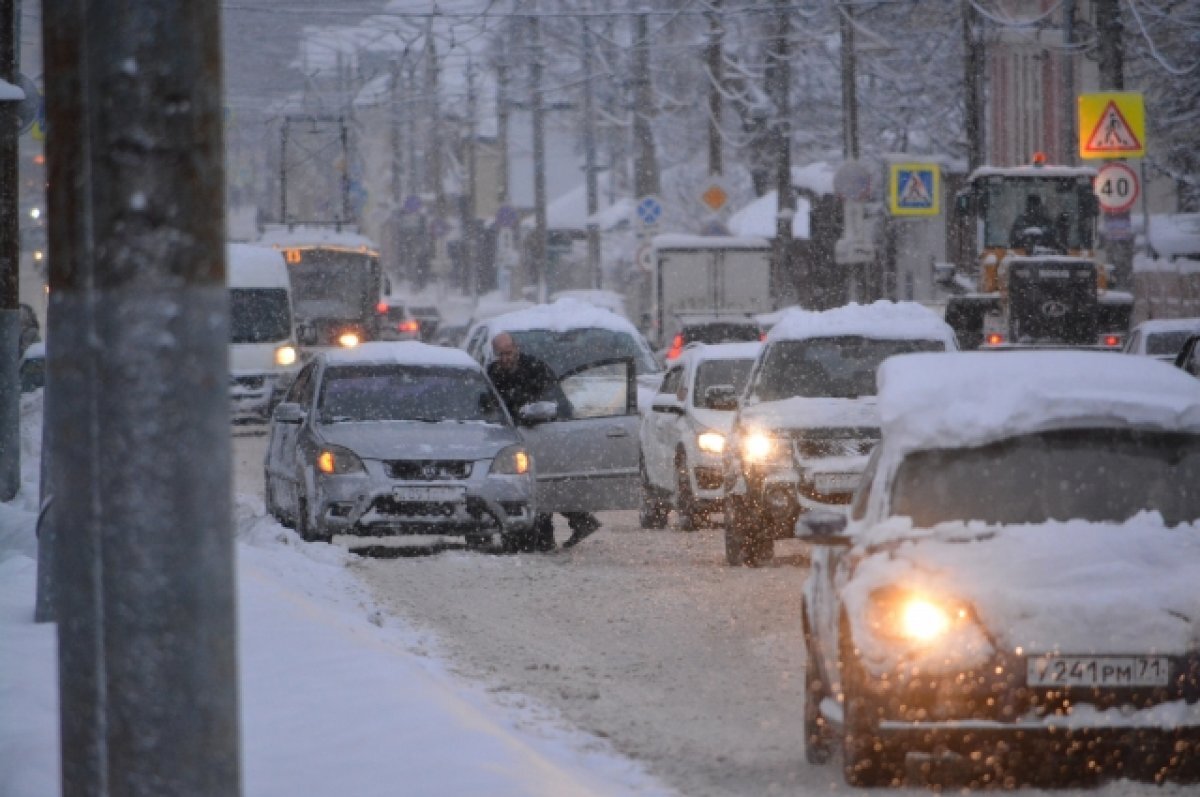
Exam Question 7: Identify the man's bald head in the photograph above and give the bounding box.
[492,332,520,371]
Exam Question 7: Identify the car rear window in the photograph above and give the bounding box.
[682,323,761,345]
[318,364,507,425]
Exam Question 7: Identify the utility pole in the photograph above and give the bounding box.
[0,0,20,500]
[581,19,602,288]
[1096,0,1131,288]
[839,2,859,161]
[466,56,479,301]
[962,0,984,172]
[1062,0,1077,165]
[390,59,402,210]
[530,9,549,301]
[41,0,241,794]
[770,0,795,303]
[632,11,659,200]
[706,0,724,177]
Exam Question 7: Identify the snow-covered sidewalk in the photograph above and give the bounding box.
[0,394,672,797]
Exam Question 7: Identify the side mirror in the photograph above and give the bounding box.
[651,399,683,415]
[296,324,318,347]
[794,510,851,546]
[704,384,739,411]
[518,400,558,426]
[272,401,306,424]
[933,261,956,286]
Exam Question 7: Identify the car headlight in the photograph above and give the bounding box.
[696,430,725,454]
[741,430,784,463]
[275,345,297,367]
[337,331,361,348]
[490,445,531,476]
[866,587,972,644]
[316,445,365,475]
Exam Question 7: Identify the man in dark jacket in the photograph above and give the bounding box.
[487,332,601,551]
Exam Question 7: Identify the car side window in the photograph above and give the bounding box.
[850,448,882,522]
[1124,330,1140,355]
[286,363,317,406]
[658,367,683,397]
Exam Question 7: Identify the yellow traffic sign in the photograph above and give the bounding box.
[1079,92,1145,159]
[888,163,939,216]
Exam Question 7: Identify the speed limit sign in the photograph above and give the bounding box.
[1094,162,1139,214]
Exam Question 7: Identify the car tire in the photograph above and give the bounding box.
[638,461,670,529]
[803,612,833,765]
[841,633,905,787]
[674,452,699,532]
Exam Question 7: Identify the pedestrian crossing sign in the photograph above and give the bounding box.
[1079,92,1145,159]
[888,163,940,216]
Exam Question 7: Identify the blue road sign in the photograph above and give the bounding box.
[402,194,422,214]
[888,163,940,216]
[636,195,663,228]
[495,205,519,229]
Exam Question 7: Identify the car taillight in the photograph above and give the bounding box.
[1103,335,1121,348]
[398,319,420,334]
[985,333,1004,346]
[376,301,389,314]
[665,334,684,360]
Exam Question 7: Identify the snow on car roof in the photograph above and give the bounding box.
[877,350,1200,455]
[323,341,479,369]
[486,297,640,337]
[227,243,289,288]
[257,225,379,253]
[766,301,957,346]
[968,164,1097,180]
[679,341,762,365]
[1133,317,1200,335]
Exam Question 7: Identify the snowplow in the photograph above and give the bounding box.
[945,156,1133,350]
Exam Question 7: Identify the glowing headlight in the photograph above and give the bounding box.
[316,445,365,475]
[741,431,777,462]
[338,332,361,348]
[697,431,725,454]
[275,345,297,367]
[490,445,531,476]
[868,588,971,644]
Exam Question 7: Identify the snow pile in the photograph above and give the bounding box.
[1140,213,1200,260]
[876,350,1200,456]
[766,301,957,346]
[325,340,480,368]
[727,191,811,240]
[487,298,641,337]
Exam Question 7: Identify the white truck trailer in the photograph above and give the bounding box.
[651,234,774,350]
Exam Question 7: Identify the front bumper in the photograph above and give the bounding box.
[230,373,284,420]
[316,469,534,537]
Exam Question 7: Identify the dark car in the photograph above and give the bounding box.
[663,316,762,361]
[798,351,1200,787]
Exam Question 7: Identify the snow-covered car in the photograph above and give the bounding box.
[263,342,536,550]
[462,297,663,412]
[798,351,1200,787]
[638,342,760,530]
[1124,317,1200,362]
[722,302,957,566]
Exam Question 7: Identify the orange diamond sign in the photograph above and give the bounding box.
[700,184,729,213]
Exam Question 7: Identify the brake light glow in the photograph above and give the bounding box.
[666,334,684,360]
[376,301,389,314]
[398,319,420,334]
[985,333,1004,346]
[1103,335,1121,347]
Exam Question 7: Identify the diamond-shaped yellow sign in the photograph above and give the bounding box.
[700,184,728,213]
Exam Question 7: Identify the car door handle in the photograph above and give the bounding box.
[606,427,629,438]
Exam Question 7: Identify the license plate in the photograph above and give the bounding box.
[1026,656,1170,687]
[814,473,859,493]
[392,486,464,502]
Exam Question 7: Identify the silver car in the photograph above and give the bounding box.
[264,342,535,550]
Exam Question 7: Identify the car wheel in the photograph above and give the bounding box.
[674,452,699,532]
[804,616,833,765]
[841,635,905,787]
[638,461,670,529]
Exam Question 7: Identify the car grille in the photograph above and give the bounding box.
[371,497,458,517]
[793,427,879,458]
[231,375,265,390]
[385,460,472,480]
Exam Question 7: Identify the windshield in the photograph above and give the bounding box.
[694,358,755,406]
[1147,331,1195,357]
[510,328,658,376]
[750,337,946,401]
[230,288,292,344]
[318,364,507,425]
[288,249,380,321]
[981,176,1094,250]
[891,429,1200,527]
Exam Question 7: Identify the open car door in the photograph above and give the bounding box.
[520,357,640,513]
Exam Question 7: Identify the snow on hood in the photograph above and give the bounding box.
[319,420,518,461]
[845,513,1200,657]
[690,406,738,434]
[740,396,878,432]
[325,341,480,369]
[766,301,956,347]
[486,298,640,337]
[877,351,1200,456]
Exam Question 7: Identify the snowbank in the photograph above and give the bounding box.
[766,301,956,346]
[727,191,811,240]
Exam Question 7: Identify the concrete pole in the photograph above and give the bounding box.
[40,0,241,794]
[1062,0,1077,165]
[631,11,659,200]
[466,57,479,301]
[706,0,724,177]
[0,0,21,501]
[771,0,795,304]
[1095,0,1132,289]
[530,9,549,301]
[962,0,984,172]
[581,19,602,288]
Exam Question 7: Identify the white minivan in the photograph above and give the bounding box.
[228,243,300,421]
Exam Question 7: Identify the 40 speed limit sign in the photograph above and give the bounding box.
[1094,162,1139,214]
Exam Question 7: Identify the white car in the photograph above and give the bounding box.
[638,342,761,530]
[723,302,958,566]
[1123,317,1200,362]
[798,351,1200,787]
